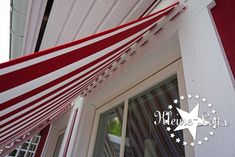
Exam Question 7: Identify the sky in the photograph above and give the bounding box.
[0,0,10,63]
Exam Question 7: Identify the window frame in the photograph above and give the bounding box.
[6,135,41,157]
[88,59,194,157]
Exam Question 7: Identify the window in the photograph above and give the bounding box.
[93,104,124,157]
[6,135,41,157]
[90,60,191,157]
[124,76,184,157]
[92,74,187,157]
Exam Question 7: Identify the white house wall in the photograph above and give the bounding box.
[86,31,181,107]
[40,0,155,50]
[178,0,235,156]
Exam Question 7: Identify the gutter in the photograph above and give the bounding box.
[10,0,29,59]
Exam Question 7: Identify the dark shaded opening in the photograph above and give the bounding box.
[34,0,54,52]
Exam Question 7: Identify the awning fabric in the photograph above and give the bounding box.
[0,2,180,155]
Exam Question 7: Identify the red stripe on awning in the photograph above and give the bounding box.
[0,6,171,93]
[0,34,141,121]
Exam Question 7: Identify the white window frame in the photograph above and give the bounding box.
[88,59,195,157]
[6,135,41,157]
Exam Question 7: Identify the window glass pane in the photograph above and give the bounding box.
[29,144,36,151]
[8,150,17,156]
[53,133,65,157]
[93,103,124,157]
[17,151,25,157]
[20,143,28,150]
[31,136,39,144]
[124,75,185,157]
[26,152,34,157]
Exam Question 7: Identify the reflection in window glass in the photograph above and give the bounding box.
[31,137,39,144]
[21,143,28,150]
[53,133,65,157]
[29,144,36,151]
[124,76,185,157]
[93,104,124,157]
[26,152,34,157]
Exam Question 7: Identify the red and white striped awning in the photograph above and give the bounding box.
[0,2,182,155]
